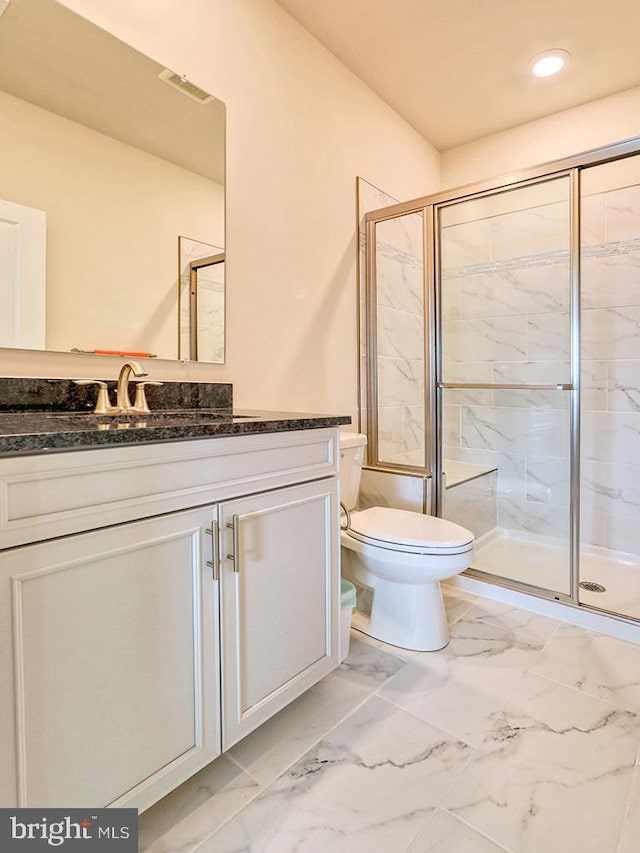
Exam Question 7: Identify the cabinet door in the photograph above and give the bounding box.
[0,507,220,810]
[220,478,339,749]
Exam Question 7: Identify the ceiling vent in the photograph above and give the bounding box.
[158,69,214,103]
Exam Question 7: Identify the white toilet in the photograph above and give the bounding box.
[339,433,475,651]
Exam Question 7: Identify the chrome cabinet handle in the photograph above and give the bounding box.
[205,520,219,581]
[226,515,240,573]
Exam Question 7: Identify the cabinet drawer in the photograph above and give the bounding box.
[0,428,338,549]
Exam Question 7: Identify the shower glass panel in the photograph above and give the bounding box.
[438,177,573,596]
[189,253,225,362]
[372,213,426,468]
[579,155,640,618]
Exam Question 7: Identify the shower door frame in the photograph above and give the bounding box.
[363,134,640,617]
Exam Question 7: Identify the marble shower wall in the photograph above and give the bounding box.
[579,176,640,557]
[442,174,640,560]
[375,212,425,466]
[358,179,426,467]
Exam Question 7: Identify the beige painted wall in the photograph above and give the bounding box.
[0,90,223,359]
[3,0,440,422]
[442,86,640,190]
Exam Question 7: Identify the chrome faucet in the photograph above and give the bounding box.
[116,361,148,411]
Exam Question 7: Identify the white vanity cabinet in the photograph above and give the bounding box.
[0,428,340,810]
[219,479,337,749]
[0,507,221,811]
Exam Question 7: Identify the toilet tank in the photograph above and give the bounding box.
[339,432,367,510]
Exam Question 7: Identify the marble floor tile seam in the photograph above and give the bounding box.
[401,807,439,853]
[173,677,399,852]
[146,778,267,853]
[376,671,537,751]
[371,692,483,751]
[350,628,423,662]
[468,610,564,648]
[613,778,639,853]
[191,744,331,853]
[224,750,267,788]
[442,587,477,606]
[616,764,640,853]
[374,691,486,759]
[530,666,640,716]
[199,695,480,853]
[445,602,477,626]
[385,800,502,853]
[435,808,515,853]
[400,809,469,853]
[219,679,391,805]
[616,777,640,853]
[370,633,548,674]
[494,668,640,750]
[441,704,640,853]
[394,622,551,679]
[187,781,279,853]
[369,635,547,750]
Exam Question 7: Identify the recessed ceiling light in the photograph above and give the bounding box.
[530,49,570,78]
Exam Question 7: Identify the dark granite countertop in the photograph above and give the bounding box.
[0,409,351,457]
[0,380,350,456]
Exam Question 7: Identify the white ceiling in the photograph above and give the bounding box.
[274,0,640,151]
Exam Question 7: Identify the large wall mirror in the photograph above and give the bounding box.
[0,0,225,362]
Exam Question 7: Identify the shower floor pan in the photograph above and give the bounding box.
[471,528,640,621]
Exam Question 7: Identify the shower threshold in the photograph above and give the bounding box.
[471,528,640,621]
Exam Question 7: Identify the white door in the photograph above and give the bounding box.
[0,507,221,810]
[219,478,340,749]
[0,198,46,348]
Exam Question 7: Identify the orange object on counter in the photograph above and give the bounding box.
[92,349,156,358]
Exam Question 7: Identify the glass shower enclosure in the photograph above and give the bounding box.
[362,138,640,623]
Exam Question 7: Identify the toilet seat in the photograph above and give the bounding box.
[345,506,474,556]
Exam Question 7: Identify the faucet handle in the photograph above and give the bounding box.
[131,380,163,414]
[73,379,118,415]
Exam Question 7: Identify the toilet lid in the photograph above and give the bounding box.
[347,507,474,554]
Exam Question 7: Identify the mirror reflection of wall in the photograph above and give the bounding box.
[0,197,46,349]
[0,0,225,362]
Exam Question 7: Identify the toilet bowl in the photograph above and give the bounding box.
[339,433,474,651]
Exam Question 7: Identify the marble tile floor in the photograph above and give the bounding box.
[139,588,640,853]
